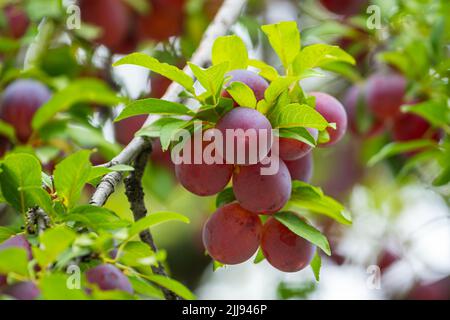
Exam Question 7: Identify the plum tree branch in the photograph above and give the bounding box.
[90,0,248,206]
[124,145,180,300]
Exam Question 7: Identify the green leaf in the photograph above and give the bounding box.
[54,150,92,208]
[274,212,331,255]
[64,205,130,231]
[225,82,257,108]
[129,276,164,299]
[33,226,76,267]
[115,98,194,122]
[87,164,134,183]
[113,53,194,93]
[146,274,196,300]
[66,123,121,158]
[0,153,42,213]
[0,248,29,276]
[0,119,16,143]
[188,62,229,103]
[215,187,236,208]
[128,212,190,239]
[261,22,301,70]
[253,248,265,264]
[290,181,351,225]
[268,103,329,130]
[213,260,225,271]
[40,273,89,300]
[277,127,317,147]
[248,59,280,81]
[257,77,298,113]
[433,164,450,187]
[136,117,184,138]
[0,227,15,242]
[122,0,150,14]
[293,44,355,76]
[212,35,248,71]
[401,100,450,128]
[32,79,123,130]
[159,119,189,151]
[310,250,321,282]
[368,140,437,167]
[119,242,164,267]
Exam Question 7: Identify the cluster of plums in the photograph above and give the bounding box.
[0,235,133,300]
[344,73,439,143]
[171,69,348,272]
[79,0,188,54]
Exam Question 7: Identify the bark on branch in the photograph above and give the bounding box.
[124,146,180,300]
[89,0,248,207]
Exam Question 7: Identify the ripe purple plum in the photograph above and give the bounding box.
[343,85,384,138]
[284,153,313,183]
[407,277,450,300]
[79,0,132,49]
[261,217,315,272]
[175,136,234,196]
[320,0,368,17]
[0,235,33,260]
[222,70,269,105]
[202,203,262,264]
[310,92,348,147]
[86,264,133,294]
[137,0,186,42]
[1,281,40,300]
[392,113,432,142]
[0,79,51,143]
[114,115,147,145]
[232,159,292,214]
[3,5,29,39]
[366,73,406,120]
[277,128,318,161]
[216,107,273,165]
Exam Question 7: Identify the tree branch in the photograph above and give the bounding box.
[123,145,180,300]
[89,0,248,206]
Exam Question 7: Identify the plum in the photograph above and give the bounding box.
[86,264,133,294]
[202,203,262,265]
[232,159,292,214]
[0,79,51,143]
[216,107,273,165]
[310,92,348,147]
[261,217,315,272]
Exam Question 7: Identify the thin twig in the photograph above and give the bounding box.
[123,145,180,300]
[89,0,248,207]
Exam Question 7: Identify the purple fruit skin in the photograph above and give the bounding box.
[278,128,318,161]
[232,160,292,214]
[0,235,33,260]
[0,275,6,287]
[175,137,234,196]
[216,107,273,165]
[86,264,133,294]
[365,73,406,120]
[310,92,348,147]
[1,281,40,300]
[224,69,269,103]
[0,79,51,143]
[285,153,313,183]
